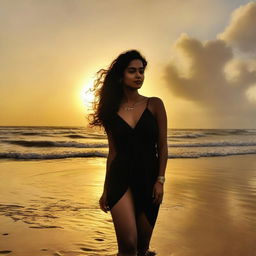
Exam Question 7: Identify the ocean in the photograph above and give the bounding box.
[0,126,256,160]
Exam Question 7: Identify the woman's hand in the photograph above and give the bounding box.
[99,190,110,213]
[152,181,164,205]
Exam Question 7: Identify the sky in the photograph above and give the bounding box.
[1,0,256,129]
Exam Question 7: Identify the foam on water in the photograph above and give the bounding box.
[0,126,256,160]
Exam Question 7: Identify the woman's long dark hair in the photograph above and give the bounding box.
[86,49,148,133]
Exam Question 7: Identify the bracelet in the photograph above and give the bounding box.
[156,176,165,184]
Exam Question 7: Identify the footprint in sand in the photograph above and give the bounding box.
[80,247,94,251]
[53,252,62,256]
[95,238,104,241]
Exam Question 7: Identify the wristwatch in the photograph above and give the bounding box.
[156,176,165,184]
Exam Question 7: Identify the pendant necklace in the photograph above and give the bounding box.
[123,97,146,111]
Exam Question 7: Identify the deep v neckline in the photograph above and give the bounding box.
[116,107,148,130]
[116,97,150,130]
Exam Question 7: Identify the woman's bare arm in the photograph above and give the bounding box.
[153,97,168,178]
[103,129,117,193]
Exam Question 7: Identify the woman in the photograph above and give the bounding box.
[88,49,168,256]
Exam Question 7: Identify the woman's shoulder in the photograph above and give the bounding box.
[148,96,164,106]
[147,96,165,117]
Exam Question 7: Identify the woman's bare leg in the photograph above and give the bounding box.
[136,212,155,256]
[110,187,138,256]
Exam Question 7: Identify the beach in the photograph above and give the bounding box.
[1,155,256,256]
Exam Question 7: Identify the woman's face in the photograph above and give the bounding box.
[122,59,145,89]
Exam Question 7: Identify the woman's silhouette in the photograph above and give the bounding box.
[88,49,168,256]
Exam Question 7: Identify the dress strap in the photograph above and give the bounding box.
[146,97,150,108]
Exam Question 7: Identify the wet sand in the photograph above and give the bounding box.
[0,155,256,256]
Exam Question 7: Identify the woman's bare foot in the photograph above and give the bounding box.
[137,250,156,256]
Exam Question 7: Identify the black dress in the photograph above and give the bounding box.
[106,97,160,227]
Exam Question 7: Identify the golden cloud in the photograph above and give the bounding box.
[218,2,256,54]
[164,2,256,117]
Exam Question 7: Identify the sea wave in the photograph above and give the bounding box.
[1,149,256,160]
[2,139,256,149]
[168,133,206,138]
[169,141,256,147]
[1,140,107,148]
[0,151,107,160]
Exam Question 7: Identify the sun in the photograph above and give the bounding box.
[81,78,96,110]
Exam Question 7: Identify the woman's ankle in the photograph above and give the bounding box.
[137,249,156,256]
[137,249,147,256]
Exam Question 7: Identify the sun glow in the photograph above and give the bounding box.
[80,78,96,110]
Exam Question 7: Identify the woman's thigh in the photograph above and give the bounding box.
[110,187,138,249]
[136,211,154,253]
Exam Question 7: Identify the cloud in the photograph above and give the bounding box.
[218,2,256,54]
[246,84,256,104]
[164,1,256,119]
